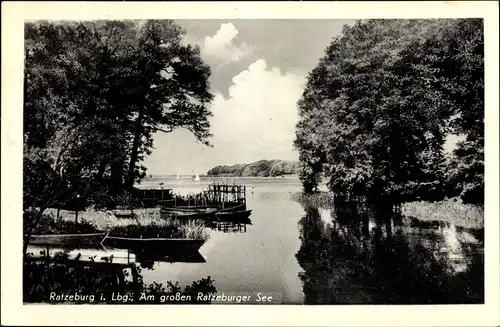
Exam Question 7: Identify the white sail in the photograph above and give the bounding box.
[194,173,200,181]
[176,174,180,179]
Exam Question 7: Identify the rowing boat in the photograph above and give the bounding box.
[160,208,215,221]
[28,233,107,248]
[102,236,206,253]
[161,203,246,214]
[214,203,246,213]
[214,209,252,222]
[161,207,208,213]
[135,251,206,264]
[174,204,219,210]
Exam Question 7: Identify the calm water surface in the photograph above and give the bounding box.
[135,177,484,304]
[139,177,305,303]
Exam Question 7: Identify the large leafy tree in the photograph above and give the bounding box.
[436,19,484,204]
[23,20,213,254]
[295,19,484,206]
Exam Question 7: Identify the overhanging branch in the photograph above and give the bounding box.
[152,126,173,133]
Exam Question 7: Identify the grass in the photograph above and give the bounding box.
[402,197,484,229]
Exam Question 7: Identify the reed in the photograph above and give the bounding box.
[402,198,484,229]
[292,191,336,209]
[55,208,210,240]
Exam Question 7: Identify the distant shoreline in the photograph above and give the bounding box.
[144,174,300,179]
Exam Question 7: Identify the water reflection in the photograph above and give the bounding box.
[205,219,252,233]
[24,245,215,304]
[296,202,484,304]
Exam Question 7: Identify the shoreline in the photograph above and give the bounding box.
[295,192,484,230]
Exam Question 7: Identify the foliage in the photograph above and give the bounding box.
[25,212,100,235]
[24,20,214,209]
[296,205,484,304]
[294,19,484,205]
[24,258,216,304]
[23,20,214,254]
[207,159,299,177]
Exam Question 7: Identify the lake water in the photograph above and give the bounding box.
[133,176,484,304]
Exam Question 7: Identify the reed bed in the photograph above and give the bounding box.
[54,208,210,240]
[402,198,484,229]
[292,191,336,209]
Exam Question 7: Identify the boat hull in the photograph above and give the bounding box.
[160,209,215,221]
[214,209,253,223]
[102,236,206,253]
[28,233,107,248]
[214,203,247,213]
[161,203,246,214]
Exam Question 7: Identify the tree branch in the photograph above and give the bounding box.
[152,126,173,133]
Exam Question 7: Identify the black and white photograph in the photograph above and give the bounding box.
[2,1,499,326]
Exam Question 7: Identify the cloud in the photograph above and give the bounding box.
[201,23,252,66]
[208,59,306,163]
[143,59,306,175]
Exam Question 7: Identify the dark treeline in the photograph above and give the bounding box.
[207,159,299,177]
[23,20,214,254]
[294,19,484,206]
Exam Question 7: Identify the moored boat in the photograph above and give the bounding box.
[214,209,252,222]
[161,203,246,214]
[161,207,208,213]
[28,233,107,248]
[160,208,216,221]
[135,251,206,264]
[102,235,206,253]
[214,203,246,213]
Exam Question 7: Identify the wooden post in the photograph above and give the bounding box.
[75,210,78,224]
[56,208,60,220]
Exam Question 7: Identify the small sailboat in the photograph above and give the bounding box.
[176,174,180,180]
[194,173,200,182]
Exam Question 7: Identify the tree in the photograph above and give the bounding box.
[23,20,214,254]
[117,20,213,188]
[295,19,484,206]
[437,19,483,204]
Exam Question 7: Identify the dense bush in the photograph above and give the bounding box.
[24,211,100,235]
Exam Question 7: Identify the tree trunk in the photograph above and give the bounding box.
[23,205,47,259]
[126,108,144,189]
[96,160,109,181]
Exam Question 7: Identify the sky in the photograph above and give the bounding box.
[143,20,354,175]
[142,19,463,176]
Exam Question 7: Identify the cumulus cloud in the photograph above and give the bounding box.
[201,23,252,66]
[143,59,306,174]
[208,59,306,163]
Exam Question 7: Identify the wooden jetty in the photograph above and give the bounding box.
[162,182,247,210]
[207,183,246,208]
[25,246,141,287]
